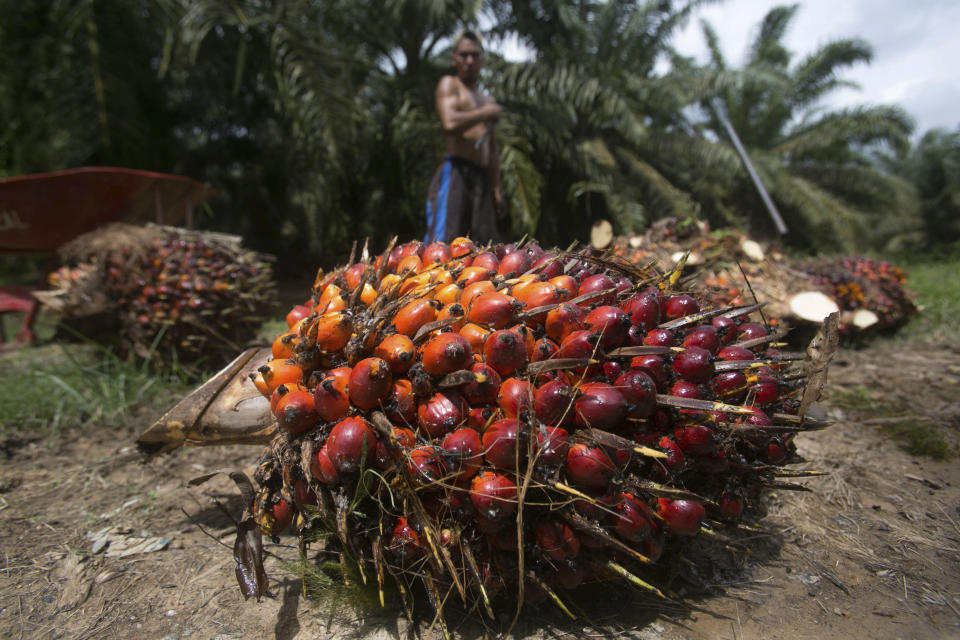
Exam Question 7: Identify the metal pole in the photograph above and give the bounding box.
[712,98,788,235]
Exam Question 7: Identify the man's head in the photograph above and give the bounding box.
[452,31,484,84]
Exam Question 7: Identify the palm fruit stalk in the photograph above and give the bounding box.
[39,222,276,364]
[226,236,836,632]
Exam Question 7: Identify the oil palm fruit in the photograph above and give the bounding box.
[235,237,834,631]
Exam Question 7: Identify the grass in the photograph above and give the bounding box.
[0,340,198,436]
[831,385,955,460]
[894,255,960,341]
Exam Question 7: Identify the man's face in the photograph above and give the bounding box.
[453,39,483,82]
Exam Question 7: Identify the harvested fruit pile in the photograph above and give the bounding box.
[225,237,834,634]
[797,255,917,332]
[614,219,916,336]
[40,223,276,363]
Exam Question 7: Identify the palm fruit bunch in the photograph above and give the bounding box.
[43,223,276,363]
[241,237,831,631]
[798,256,917,332]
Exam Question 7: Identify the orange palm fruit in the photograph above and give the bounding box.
[312,311,353,352]
[461,280,496,309]
[251,358,302,397]
[374,334,417,373]
[394,298,439,337]
[272,330,301,359]
[459,322,492,353]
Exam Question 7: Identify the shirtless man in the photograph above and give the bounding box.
[424,31,504,244]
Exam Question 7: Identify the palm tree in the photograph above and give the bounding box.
[885,126,960,249]
[485,0,713,245]
[695,4,918,252]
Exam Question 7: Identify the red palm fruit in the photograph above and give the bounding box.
[497,377,534,418]
[461,362,501,405]
[343,263,365,288]
[612,492,654,542]
[751,374,780,405]
[348,357,392,409]
[458,323,491,354]
[657,435,685,471]
[670,379,701,399]
[531,337,560,363]
[252,358,302,397]
[536,520,580,561]
[311,445,341,484]
[385,379,416,424]
[419,332,473,375]
[711,370,748,401]
[573,489,618,521]
[559,329,600,359]
[394,299,439,337]
[584,305,631,348]
[574,382,627,430]
[423,242,453,266]
[398,240,423,258]
[683,325,720,354]
[274,390,319,434]
[396,254,422,274]
[468,292,520,328]
[286,304,312,329]
[717,345,755,361]
[656,498,705,536]
[497,250,531,277]
[672,345,715,383]
[554,560,587,589]
[270,382,307,414]
[417,390,468,437]
[457,265,495,287]
[271,498,294,532]
[716,491,745,520]
[374,334,416,373]
[641,520,666,562]
[406,445,446,483]
[643,328,676,346]
[313,373,350,422]
[328,417,377,473]
[461,282,496,308]
[511,324,536,360]
[388,517,426,563]
[614,369,657,418]
[482,418,523,469]
[577,273,617,306]
[674,424,714,455]
[483,329,528,376]
[374,251,399,274]
[630,354,667,389]
[375,426,415,468]
[737,322,769,342]
[665,294,699,319]
[532,253,564,279]
[294,479,316,506]
[535,426,570,465]
[764,437,788,464]
[711,315,738,344]
[545,302,586,341]
[602,360,623,381]
[620,292,661,331]
[534,380,576,427]
[466,405,496,430]
[472,251,500,271]
[272,330,301,359]
[313,312,353,351]
[442,427,483,481]
[470,471,517,521]
[450,236,475,257]
[564,443,616,488]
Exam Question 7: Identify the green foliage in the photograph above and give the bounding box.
[893,255,960,342]
[697,4,917,253]
[0,342,197,435]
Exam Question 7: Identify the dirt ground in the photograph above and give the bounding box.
[1,338,959,640]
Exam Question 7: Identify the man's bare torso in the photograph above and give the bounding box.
[440,75,493,167]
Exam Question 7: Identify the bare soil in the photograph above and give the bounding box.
[1,338,959,640]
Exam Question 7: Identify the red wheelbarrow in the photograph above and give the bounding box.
[0,166,215,348]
